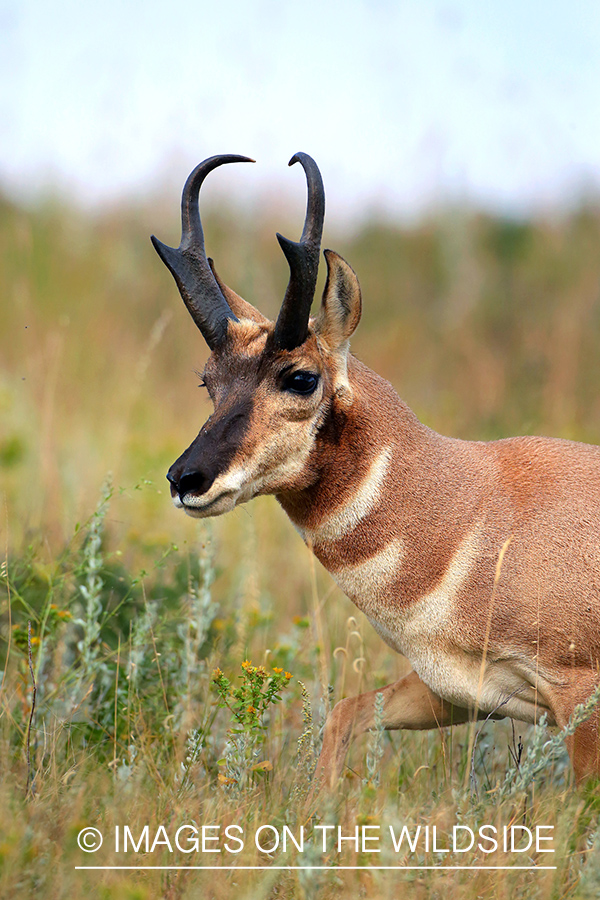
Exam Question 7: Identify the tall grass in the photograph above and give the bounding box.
[2,192,600,897]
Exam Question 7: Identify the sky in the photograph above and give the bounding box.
[1,0,600,223]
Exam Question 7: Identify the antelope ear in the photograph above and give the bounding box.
[208,259,270,325]
[314,250,362,350]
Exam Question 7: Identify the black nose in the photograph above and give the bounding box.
[166,467,216,498]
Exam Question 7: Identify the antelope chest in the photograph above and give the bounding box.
[323,526,550,723]
[330,543,479,707]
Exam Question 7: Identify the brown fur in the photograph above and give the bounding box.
[168,241,600,791]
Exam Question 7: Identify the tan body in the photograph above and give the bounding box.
[154,153,600,791]
[278,356,600,784]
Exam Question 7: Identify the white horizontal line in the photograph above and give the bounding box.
[75,865,557,871]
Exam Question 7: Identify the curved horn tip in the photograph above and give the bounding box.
[221,155,255,166]
[205,154,255,164]
[288,152,311,167]
[183,155,255,191]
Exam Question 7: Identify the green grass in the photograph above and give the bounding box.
[3,192,600,897]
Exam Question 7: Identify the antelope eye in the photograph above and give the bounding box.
[282,370,319,395]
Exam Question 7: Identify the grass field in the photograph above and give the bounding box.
[3,191,600,898]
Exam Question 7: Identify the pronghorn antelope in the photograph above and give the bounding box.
[153,153,600,788]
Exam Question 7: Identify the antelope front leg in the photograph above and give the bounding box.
[314,669,472,791]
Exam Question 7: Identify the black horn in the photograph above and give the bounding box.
[151,154,254,349]
[272,153,325,350]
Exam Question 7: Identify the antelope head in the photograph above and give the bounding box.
[152,153,361,519]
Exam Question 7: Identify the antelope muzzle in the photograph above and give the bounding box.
[166,397,252,516]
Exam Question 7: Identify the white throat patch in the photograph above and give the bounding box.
[303,445,393,545]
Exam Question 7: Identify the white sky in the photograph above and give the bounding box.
[1,0,600,222]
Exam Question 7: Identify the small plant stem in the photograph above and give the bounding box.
[25,620,37,798]
[0,501,12,705]
[113,635,121,776]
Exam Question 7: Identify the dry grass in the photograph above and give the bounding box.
[2,193,600,897]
